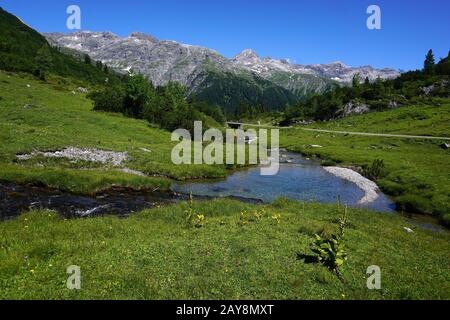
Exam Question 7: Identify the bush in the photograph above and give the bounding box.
[363,159,387,180]
[89,75,223,133]
[123,74,154,118]
[88,86,124,113]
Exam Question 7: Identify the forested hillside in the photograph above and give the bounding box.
[283,50,450,122]
[0,7,122,85]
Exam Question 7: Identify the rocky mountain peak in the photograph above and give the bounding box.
[234,49,259,61]
[44,30,400,93]
[129,32,158,42]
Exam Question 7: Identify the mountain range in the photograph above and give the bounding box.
[45,31,400,112]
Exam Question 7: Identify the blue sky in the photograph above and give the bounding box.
[1,0,449,70]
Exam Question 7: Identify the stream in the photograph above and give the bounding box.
[1,151,398,221]
[4,151,447,233]
[172,151,396,213]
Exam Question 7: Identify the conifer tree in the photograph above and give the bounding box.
[424,49,435,74]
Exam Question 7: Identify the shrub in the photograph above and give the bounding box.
[88,86,124,113]
[363,159,387,180]
[123,74,154,118]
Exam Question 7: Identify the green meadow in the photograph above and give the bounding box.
[0,71,228,194]
[280,103,450,225]
[1,199,449,300]
[0,71,449,300]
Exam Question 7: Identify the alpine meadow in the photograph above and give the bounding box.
[0,1,449,304]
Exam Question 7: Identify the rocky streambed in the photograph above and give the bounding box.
[2,149,397,219]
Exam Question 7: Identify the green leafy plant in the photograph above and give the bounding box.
[311,234,347,272]
[193,214,205,228]
[310,204,349,272]
[185,193,204,228]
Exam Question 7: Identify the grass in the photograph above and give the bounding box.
[280,103,450,225]
[0,71,228,193]
[0,70,449,300]
[0,198,448,300]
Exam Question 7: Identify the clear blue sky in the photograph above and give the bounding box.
[1,0,449,71]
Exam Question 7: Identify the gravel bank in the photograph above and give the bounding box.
[323,166,380,204]
[17,147,128,166]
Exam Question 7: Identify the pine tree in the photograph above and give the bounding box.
[352,73,361,88]
[424,49,435,74]
[84,54,91,65]
[34,45,53,80]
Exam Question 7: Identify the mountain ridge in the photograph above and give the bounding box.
[45,31,400,85]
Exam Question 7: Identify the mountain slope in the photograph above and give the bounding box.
[45,30,400,112]
[45,31,300,113]
[0,7,119,85]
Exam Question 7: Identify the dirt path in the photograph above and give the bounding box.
[229,123,450,140]
[301,128,450,140]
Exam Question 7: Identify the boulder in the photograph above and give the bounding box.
[339,102,370,117]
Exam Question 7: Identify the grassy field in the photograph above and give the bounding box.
[0,198,449,300]
[0,71,449,300]
[280,103,450,225]
[0,71,229,194]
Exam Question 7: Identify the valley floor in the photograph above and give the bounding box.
[0,71,449,300]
